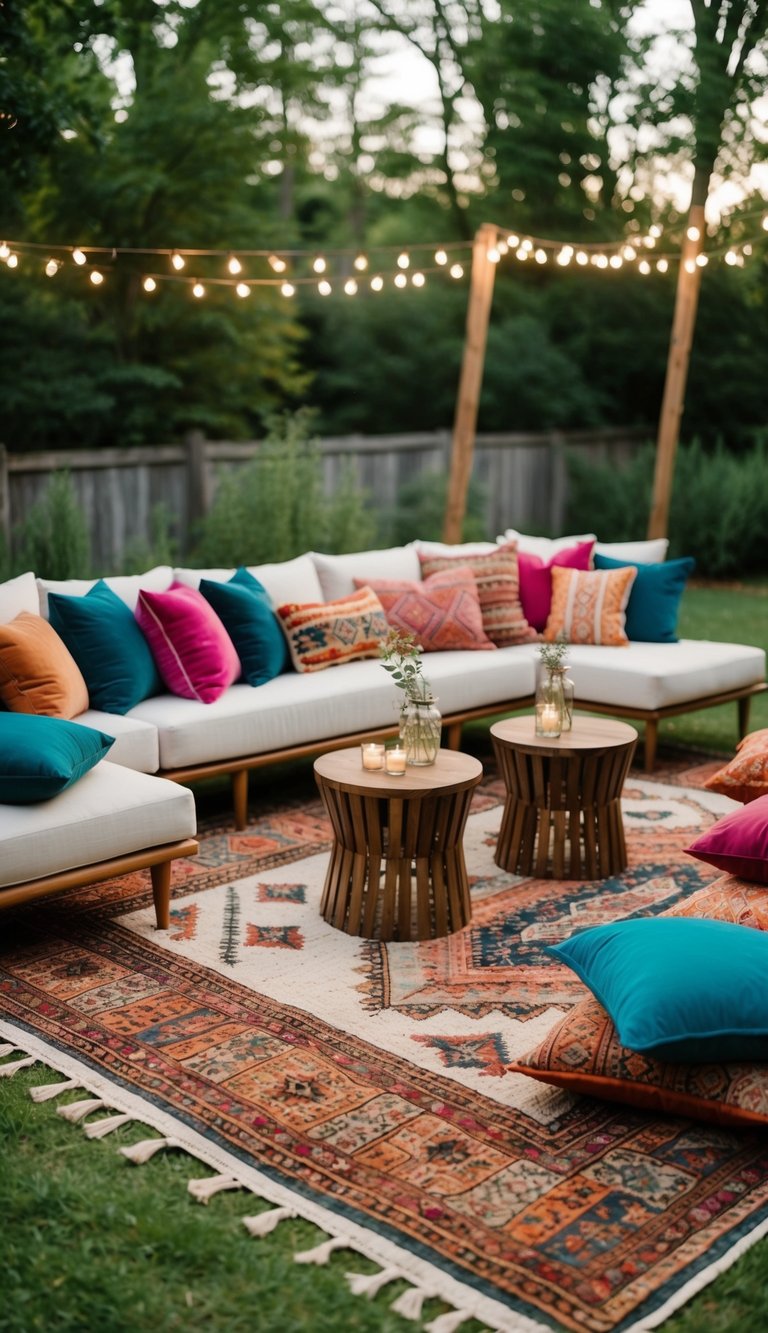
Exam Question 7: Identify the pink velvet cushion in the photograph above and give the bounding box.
[685,794,768,884]
[136,582,241,703]
[358,567,495,652]
[517,540,595,632]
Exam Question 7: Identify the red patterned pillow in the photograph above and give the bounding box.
[357,568,495,652]
[704,729,768,804]
[277,586,389,673]
[417,543,537,647]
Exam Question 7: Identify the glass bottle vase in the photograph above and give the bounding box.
[549,666,574,732]
[534,667,565,738]
[400,697,442,765]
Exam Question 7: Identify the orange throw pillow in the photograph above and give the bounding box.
[704,728,768,804]
[0,611,89,717]
[543,566,636,646]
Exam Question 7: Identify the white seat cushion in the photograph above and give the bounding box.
[37,566,173,616]
[173,555,323,608]
[74,709,160,773]
[567,640,766,712]
[0,762,196,887]
[0,571,39,621]
[130,650,538,769]
[311,546,421,601]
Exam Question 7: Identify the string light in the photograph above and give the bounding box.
[576,250,589,265]
[280,281,295,297]
[353,254,368,271]
[534,248,547,264]
[397,252,409,269]
[686,226,701,242]
[268,254,287,273]
[763,216,768,231]
[72,248,87,265]
[343,278,357,295]
[638,259,651,275]
[370,274,384,291]
[143,276,157,292]
[318,278,332,295]
[235,281,250,297]
[684,258,696,273]
[609,255,623,269]
[434,249,447,265]
[227,255,242,275]
[412,272,425,287]
[0,242,9,260]
[171,252,185,271]
[696,253,708,267]
[313,256,326,274]
[394,272,408,288]
[89,269,104,285]
[516,247,529,261]
[449,263,464,279]
[45,259,59,277]
[656,258,669,273]
[192,281,205,298]
[725,250,739,266]
[6,253,18,268]
[487,245,501,263]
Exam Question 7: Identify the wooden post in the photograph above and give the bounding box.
[185,429,211,531]
[443,222,498,543]
[647,202,705,540]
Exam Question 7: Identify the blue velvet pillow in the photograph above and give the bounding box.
[48,580,162,714]
[549,917,768,1062]
[0,713,114,803]
[198,568,289,686]
[593,553,695,642]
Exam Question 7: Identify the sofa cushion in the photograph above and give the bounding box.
[595,538,668,564]
[0,571,39,622]
[48,580,162,714]
[0,761,196,887]
[704,729,768,804]
[173,554,324,608]
[565,639,765,712]
[361,568,495,652]
[76,708,159,773]
[0,713,114,803]
[417,544,537,647]
[666,872,768,930]
[37,566,173,617]
[517,540,595,632]
[137,583,241,703]
[497,529,596,559]
[0,612,89,717]
[685,794,768,884]
[199,569,288,686]
[311,547,421,601]
[594,553,695,643]
[278,586,389,672]
[544,566,636,646]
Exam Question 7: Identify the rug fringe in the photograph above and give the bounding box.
[120,1136,183,1165]
[294,1236,346,1265]
[0,1043,17,1058]
[84,1112,134,1140]
[0,1054,36,1076]
[391,1284,434,1320]
[57,1097,107,1123]
[424,1309,473,1333]
[242,1205,296,1236]
[345,1266,403,1297]
[29,1078,79,1103]
[188,1173,242,1203]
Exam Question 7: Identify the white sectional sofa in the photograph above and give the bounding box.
[0,537,764,925]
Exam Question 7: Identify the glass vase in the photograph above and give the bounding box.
[400,697,442,766]
[534,667,565,738]
[549,666,574,732]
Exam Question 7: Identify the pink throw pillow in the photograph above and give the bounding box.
[359,567,495,652]
[136,582,241,703]
[685,794,768,884]
[517,540,595,631]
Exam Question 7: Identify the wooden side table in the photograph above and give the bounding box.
[313,747,483,941]
[491,717,637,880]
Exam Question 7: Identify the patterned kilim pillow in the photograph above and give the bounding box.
[543,565,636,646]
[704,728,768,804]
[358,567,495,652]
[277,586,389,672]
[507,875,768,1127]
[417,543,537,647]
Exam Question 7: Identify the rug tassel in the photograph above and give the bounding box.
[391,1285,433,1320]
[424,1309,472,1333]
[29,1078,79,1103]
[294,1236,345,1265]
[188,1173,242,1204]
[84,1112,133,1140]
[119,1136,183,1165]
[0,1054,36,1077]
[57,1097,106,1123]
[241,1205,296,1237]
[0,1043,16,1058]
[345,1266,403,1298]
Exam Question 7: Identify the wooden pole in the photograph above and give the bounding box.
[647,202,705,540]
[443,222,498,543]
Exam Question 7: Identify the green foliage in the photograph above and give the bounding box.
[194,412,374,565]
[565,439,768,578]
[120,503,177,575]
[15,470,90,579]
[378,468,486,547]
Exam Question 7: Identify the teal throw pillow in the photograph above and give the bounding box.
[594,553,695,642]
[199,568,289,686]
[48,580,162,714]
[549,916,768,1062]
[0,713,114,803]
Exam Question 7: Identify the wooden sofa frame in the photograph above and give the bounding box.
[160,682,767,831]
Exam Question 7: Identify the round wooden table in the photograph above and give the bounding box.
[313,747,483,941]
[490,717,638,880]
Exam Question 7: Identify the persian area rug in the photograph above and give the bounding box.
[3,759,768,1333]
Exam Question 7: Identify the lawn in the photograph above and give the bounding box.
[2,579,767,1332]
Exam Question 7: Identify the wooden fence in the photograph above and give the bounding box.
[0,426,646,573]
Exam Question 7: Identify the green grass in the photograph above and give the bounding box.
[2,580,767,1331]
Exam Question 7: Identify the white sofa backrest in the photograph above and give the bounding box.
[37,565,174,616]
[311,546,421,601]
[174,553,324,608]
[0,571,39,621]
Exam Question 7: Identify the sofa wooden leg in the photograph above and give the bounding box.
[738,695,752,739]
[644,720,658,773]
[444,721,463,750]
[151,861,171,929]
[232,769,249,831]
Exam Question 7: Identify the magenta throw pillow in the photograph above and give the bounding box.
[517,539,595,632]
[136,582,241,703]
[685,794,768,884]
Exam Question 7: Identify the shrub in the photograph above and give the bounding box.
[379,470,487,546]
[15,470,91,579]
[120,503,178,574]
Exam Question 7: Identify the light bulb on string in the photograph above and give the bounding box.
[268,254,287,273]
[609,255,623,269]
[507,234,519,248]
[318,279,332,295]
[622,245,636,261]
[497,239,508,255]
[744,243,753,256]
[0,242,9,260]
[89,269,104,285]
[487,246,501,263]
[762,216,768,231]
[649,224,662,238]
[725,250,739,266]
[6,253,18,268]
[343,278,357,295]
[353,254,368,271]
[686,226,701,242]
[45,259,59,277]
[696,253,708,267]
[397,252,409,269]
[449,263,464,279]
[192,281,206,298]
[434,249,447,265]
[576,250,588,265]
[521,239,533,253]
[638,259,651,275]
[412,272,425,287]
[171,252,185,271]
[72,248,87,266]
[313,256,326,274]
[534,248,547,264]
[281,282,295,297]
[684,258,696,273]
[394,272,408,288]
[370,274,384,291]
[516,247,528,261]
[643,234,656,248]
[143,276,157,292]
[228,255,242,276]
[594,254,609,269]
[556,247,572,266]
[656,258,669,273]
[235,281,250,297]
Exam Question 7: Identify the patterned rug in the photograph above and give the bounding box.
[2,750,768,1333]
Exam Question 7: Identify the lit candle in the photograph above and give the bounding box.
[535,703,561,738]
[361,742,385,770]
[384,745,407,775]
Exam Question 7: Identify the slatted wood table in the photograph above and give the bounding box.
[314,747,483,941]
[491,717,638,880]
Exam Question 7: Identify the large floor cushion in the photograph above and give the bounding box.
[129,649,538,769]
[0,762,196,887]
[74,709,160,772]
[567,640,765,712]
